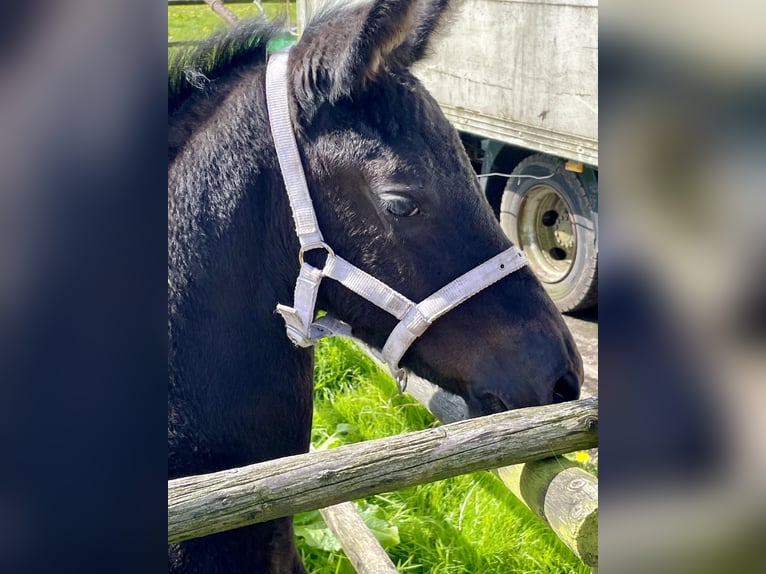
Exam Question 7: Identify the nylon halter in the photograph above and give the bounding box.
[265,49,528,383]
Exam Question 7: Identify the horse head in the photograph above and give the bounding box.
[281,0,583,416]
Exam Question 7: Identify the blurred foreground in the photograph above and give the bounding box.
[601,1,766,572]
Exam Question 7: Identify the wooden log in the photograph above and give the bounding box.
[168,398,598,544]
[498,461,598,567]
[319,503,399,574]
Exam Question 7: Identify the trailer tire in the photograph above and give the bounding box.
[500,154,598,312]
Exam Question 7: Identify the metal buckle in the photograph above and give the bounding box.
[275,304,314,347]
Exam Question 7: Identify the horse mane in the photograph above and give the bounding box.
[167,3,368,117]
[168,17,285,117]
[167,4,371,162]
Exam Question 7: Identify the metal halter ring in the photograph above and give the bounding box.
[394,368,409,394]
[298,241,335,266]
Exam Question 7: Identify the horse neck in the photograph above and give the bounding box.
[168,69,314,476]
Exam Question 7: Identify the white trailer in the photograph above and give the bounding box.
[298,0,598,311]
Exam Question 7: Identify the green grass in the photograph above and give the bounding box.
[303,338,589,574]
[168,2,297,45]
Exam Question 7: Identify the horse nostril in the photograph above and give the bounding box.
[553,371,580,403]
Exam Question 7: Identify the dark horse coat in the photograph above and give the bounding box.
[168,1,582,571]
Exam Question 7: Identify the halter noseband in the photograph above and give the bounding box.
[265,49,528,383]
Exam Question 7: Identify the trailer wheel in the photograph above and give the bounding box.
[500,154,598,312]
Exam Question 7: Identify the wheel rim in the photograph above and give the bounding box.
[517,184,576,283]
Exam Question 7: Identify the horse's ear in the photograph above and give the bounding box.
[294,0,446,114]
[340,0,422,86]
[395,0,453,65]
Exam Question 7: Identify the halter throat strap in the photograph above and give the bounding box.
[265,48,528,377]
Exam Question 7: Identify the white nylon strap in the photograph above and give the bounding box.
[265,49,324,249]
[381,247,527,369]
[323,255,415,320]
[275,263,324,347]
[310,314,353,340]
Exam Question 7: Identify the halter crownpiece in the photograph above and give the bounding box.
[265,48,528,380]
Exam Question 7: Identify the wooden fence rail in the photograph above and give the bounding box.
[168,397,597,544]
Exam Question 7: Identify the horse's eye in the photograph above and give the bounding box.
[379,193,420,218]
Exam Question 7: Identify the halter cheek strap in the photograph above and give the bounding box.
[265,48,528,379]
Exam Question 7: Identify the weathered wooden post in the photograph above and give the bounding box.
[203,0,239,26]
[498,459,598,568]
[318,502,400,574]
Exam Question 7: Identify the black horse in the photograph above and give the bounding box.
[169,0,582,571]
